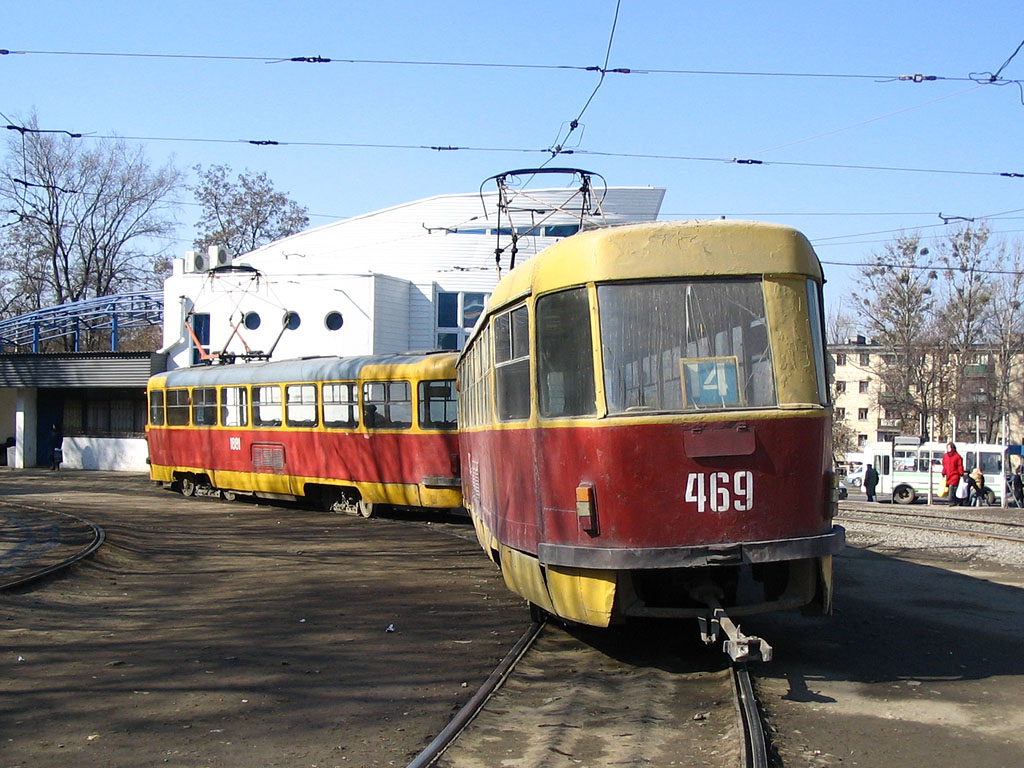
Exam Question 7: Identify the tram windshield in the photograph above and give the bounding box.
[598,279,777,413]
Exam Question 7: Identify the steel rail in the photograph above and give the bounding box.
[733,662,769,768]
[0,508,105,590]
[838,513,1024,544]
[404,619,545,768]
[841,507,1024,530]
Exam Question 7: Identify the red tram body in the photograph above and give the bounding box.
[457,220,844,628]
[147,353,461,516]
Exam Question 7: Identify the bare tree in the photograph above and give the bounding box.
[851,232,939,437]
[935,222,995,440]
[0,112,182,320]
[191,164,309,257]
[983,237,1024,441]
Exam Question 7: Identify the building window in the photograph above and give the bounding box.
[835,353,847,366]
[436,290,489,350]
[835,380,846,394]
[836,407,845,420]
[284,311,301,331]
[858,408,869,420]
[190,313,210,365]
[858,434,868,447]
[324,311,344,331]
[859,380,870,394]
[859,352,871,366]
[244,311,261,331]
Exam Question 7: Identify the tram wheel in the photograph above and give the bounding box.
[220,490,236,502]
[357,500,376,519]
[180,476,197,497]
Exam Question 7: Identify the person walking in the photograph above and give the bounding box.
[1012,465,1024,508]
[49,424,63,471]
[942,442,965,507]
[864,463,879,502]
[969,467,986,507]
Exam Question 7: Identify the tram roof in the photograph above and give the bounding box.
[153,352,456,388]
[488,219,822,308]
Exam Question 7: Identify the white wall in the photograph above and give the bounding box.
[64,437,150,471]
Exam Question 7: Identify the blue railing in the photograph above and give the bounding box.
[0,290,163,352]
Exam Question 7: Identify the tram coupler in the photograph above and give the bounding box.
[699,607,773,663]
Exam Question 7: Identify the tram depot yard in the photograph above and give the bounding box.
[2,469,1023,768]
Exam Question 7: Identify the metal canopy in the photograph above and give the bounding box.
[0,291,163,352]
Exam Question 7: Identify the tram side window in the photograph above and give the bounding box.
[363,381,412,429]
[192,387,218,426]
[166,389,190,426]
[323,382,358,428]
[221,386,248,427]
[286,384,318,427]
[419,379,457,430]
[537,288,596,417]
[149,390,165,426]
[253,385,283,427]
[494,304,530,421]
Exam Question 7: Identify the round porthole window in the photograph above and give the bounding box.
[325,311,344,331]
[243,311,261,330]
[284,311,301,330]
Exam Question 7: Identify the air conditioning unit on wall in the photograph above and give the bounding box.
[183,250,210,273]
[209,244,232,269]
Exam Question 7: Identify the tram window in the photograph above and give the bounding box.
[166,389,190,426]
[192,387,218,426]
[362,380,412,429]
[537,288,596,417]
[286,384,318,427]
[253,385,283,427]
[323,382,358,428]
[149,390,165,426]
[598,279,777,413]
[419,379,458,430]
[221,386,248,427]
[494,305,531,420]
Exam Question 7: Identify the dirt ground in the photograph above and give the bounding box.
[0,469,528,768]
[751,528,1024,768]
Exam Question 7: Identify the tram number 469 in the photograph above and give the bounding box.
[684,471,753,513]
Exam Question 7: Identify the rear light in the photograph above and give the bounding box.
[576,483,599,535]
[450,452,461,478]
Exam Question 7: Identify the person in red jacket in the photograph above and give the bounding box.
[942,442,965,506]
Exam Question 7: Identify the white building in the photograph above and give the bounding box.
[161,186,666,369]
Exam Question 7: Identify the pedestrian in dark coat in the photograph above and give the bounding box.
[49,424,63,471]
[864,463,879,502]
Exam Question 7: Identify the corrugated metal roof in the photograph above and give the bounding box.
[0,352,167,388]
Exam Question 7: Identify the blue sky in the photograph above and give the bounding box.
[4,1,1023,313]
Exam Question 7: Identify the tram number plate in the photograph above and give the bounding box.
[684,471,753,513]
[229,437,241,451]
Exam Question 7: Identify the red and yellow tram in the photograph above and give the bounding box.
[146,352,461,516]
[457,220,844,630]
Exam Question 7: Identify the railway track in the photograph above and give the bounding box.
[0,501,105,590]
[408,618,769,768]
[837,505,1024,544]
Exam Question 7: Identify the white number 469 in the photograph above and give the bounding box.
[684,471,753,513]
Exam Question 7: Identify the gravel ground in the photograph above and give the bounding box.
[838,495,1024,568]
